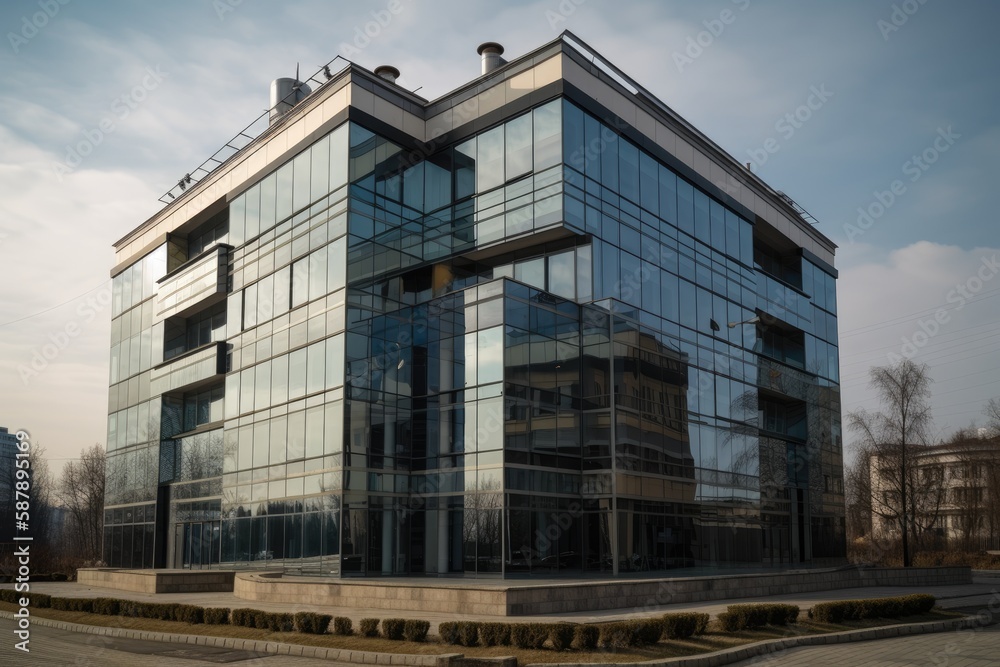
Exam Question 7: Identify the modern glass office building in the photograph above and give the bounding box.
[104,33,844,577]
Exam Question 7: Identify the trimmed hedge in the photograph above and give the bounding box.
[359,618,380,637]
[333,616,353,635]
[403,619,430,642]
[438,621,459,644]
[510,623,548,649]
[718,603,800,631]
[294,612,332,634]
[599,621,638,648]
[457,621,481,647]
[573,624,599,650]
[480,622,511,647]
[381,618,406,640]
[662,612,709,639]
[549,624,575,651]
[204,607,230,625]
[231,608,257,628]
[809,594,936,623]
[51,597,94,613]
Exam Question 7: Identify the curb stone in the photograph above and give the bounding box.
[0,610,461,665]
[2,610,991,666]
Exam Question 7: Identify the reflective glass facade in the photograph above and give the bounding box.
[105,44,844,575]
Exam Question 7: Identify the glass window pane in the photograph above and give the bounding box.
[307,341,325,395]
[454,138,476,199]
[259,173,276,232]
[505,113,532,180]
[293,148,312,212]
[275,162,293,222]
[548,250,575,300]
[476,126,504,192]
[311,135,330,203]
[533,100,561,170]
[425,151,452,212]
[288,348,307,400]
[563,100,584,172]
[330,124,349,192]
[478,327,503,385]
[618,140,639,203]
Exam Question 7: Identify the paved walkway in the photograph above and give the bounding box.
[728,623,1000,666]
[0,617,346,666]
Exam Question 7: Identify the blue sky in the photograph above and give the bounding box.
[1,0,998,474]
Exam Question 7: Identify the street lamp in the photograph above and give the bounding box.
[728,315,761,329]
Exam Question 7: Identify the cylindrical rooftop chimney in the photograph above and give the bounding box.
[374,65,400,84]
[269,77,311,125]
[477,42,506,75]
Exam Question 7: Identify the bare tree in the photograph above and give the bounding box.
[56,444,106,564]
[844,452,872,542]
[985,398,1000,436]
[846,359,935,567]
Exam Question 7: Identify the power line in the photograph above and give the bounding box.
[838,287,1000,339]
[0,280,110,328]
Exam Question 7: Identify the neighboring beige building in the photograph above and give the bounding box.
[869,434,1000,549]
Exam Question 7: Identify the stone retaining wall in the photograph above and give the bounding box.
[77,568,235,593]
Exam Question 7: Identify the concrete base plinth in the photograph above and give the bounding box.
[231,566,971,616]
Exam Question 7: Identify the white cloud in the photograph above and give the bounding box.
[838,241,1000,444]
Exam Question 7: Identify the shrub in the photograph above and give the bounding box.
[599,621,638,649]
[403,619,430,642]
[174,604,204,624]
[204,607,230,625]
[231,608,257,628]
[332,616,353,635]
[268,612,294,632]
[480,622,511,647]
[510,623,548,649]
[438,621,459,644]
[457,621,481,647]
[635,618,663,645]
[294,612,331,634]
[92,598,120,616]
[30,593,51,608]
[0,589,18,603]
[381,618,406,640]
[359,618,380,637]
[51,573,68,582]
[662,612,709,639]
[573,624,599,650]
[51,597,94,613]
[718,603,799,631]
[809,594,936,623]
[549,624,575,651]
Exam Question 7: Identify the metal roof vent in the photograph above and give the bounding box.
[269,77,311,125]
[477,42,506,75]
[374,65,400,84]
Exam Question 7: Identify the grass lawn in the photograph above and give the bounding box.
[0,601,963,665]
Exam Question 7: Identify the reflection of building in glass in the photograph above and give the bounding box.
[103,32,844,575]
